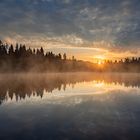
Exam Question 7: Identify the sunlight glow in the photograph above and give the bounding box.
[98,61,102,65]
[93,55,105,65]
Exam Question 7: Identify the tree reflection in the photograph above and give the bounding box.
[0,73,140,105]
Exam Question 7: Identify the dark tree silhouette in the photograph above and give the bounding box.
[0,40,139,72]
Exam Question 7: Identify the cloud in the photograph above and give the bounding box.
[0,0,140,59]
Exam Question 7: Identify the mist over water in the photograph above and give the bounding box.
[0,73,140,140]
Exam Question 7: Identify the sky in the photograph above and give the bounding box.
[0,0,140,62]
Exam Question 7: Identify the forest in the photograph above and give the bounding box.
[0,40,140,72]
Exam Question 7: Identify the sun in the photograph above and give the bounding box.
[93,55,105,65]
[95,55,105,60]
[98,61,102,65]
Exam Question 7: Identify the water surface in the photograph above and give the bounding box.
[0,73,140,140]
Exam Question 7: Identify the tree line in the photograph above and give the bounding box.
[0,40,92,72]
[0,40,140,72]
[100,57,140,72]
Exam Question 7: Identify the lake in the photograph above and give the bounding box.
[0,73,140,140]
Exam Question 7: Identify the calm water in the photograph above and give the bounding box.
[0,73,140,140]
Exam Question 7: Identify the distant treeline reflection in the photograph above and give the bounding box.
[0,73,140,105]
[0,40,140,72]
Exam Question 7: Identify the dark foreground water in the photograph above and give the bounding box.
[0,73,140,140]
